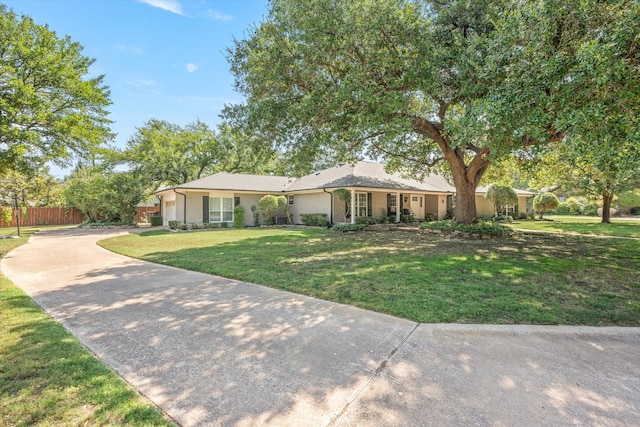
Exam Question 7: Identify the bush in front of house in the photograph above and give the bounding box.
[533,192,559,219]
[400,214,415,223]
[300,213,330,227]
[419,219,513,237]
[233,205,245,229]
[150,215,162,226]
[331,223,369,232]
[168,220,179,229]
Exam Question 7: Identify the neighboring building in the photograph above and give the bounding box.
[153,162,535,227]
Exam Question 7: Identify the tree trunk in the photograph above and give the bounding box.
[601,192,613,224]
[454,178,479,224]
[411,117,490,224]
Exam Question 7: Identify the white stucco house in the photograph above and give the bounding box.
[153,162,535,227]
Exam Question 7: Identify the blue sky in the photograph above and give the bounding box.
[5,0,269,176]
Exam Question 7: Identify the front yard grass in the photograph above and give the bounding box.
[0,227,174,426]
[100,228,640,326]
[507,215,640,238]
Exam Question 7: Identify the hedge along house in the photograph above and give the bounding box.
[153,162,535,227]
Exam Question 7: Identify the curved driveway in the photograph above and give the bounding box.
[2,228,640,426]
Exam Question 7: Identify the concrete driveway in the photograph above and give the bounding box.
[2,228,639,426]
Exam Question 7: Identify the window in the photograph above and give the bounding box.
[504,204,519,215]
[288,195,294,205]
[355,192,368,217]
[209,197,234,222]
[389,194,397,208]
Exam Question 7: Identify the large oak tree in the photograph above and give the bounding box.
[0,6,112,174]
[224,0,637,224]
[223,0,548,224]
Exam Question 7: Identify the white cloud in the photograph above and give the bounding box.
[137,0,185,16]
[204,9,232,21]
[185,63,198,73]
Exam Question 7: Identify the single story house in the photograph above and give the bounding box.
[153,162,535,227]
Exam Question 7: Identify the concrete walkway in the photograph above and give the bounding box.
[2,228,639,426]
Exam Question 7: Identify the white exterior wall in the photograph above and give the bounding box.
[371,193,388,218]
[437,195,448,220]
[289,192,332,224]
[476,196,496,218]
[425,195,439,219]
[162,192,177,226]
[185,192,208,224]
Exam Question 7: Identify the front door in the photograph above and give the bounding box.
[411,195,425,220]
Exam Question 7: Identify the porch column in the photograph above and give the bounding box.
[350,188,356,224]
[396,192,401,223]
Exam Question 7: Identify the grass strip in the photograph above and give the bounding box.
[100,227,640,326]
[0,228,174,426]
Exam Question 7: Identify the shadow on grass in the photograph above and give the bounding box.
[0,280,173,425]
[123,231,640,325]
[5,229,640,425]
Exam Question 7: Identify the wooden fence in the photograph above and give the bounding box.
[0,206,160,227]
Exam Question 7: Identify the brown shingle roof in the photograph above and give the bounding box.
[173,172,290,193]
[286,162,455,193]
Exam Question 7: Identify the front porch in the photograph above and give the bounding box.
[331,189,448,224]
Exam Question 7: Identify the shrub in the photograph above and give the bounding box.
[259,195,285,225]
[630,206,640,216]
[300,213,330,227]
[375,216,389,224]
[556,197,582,215]
[178,224,188,230]
[1,207,13,226]
[204,222,219,229]
[582,202,599,216]
[400,214,415,223]
[331,223,369,232]
[492,215,513,223]
[355,216,377,225]
[233,205,245,229]
[484,184,518,216]
[533,193,559,219]
[150,215,163,226]
[220,221,228,228]
[168,220,179,230]
[518,212,528,220]
[419,220,513,237]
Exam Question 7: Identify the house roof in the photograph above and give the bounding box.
[286,162,455,193]
[169,172,290,193]
[475,185,537,196]
[154,162,534,196]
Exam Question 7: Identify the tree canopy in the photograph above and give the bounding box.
[0,6,112,174]
[224,0,638,224]
[484,184,518,217]
[122,119,280,189]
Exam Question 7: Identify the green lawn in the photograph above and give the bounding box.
[507,215,640,238]
[0,227,175,426]
[100,227,640,326]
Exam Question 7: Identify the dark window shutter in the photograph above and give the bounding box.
[203,196,209,222]
[367,193,372,217]
[234,196,240,207]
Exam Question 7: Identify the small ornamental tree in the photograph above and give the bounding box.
[533,193,559,219]
[484,184,518,217]
[258,195,279,225]
[233,205,245,228]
